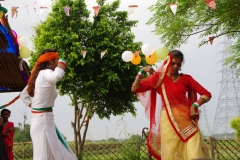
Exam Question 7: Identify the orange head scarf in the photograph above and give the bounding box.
[28,52,59,83]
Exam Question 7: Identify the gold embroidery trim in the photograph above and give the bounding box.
[161,84,197,140]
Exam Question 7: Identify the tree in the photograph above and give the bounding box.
[126,134,145,142]
[19,106,28,129]
[230,116,240,138]
[14,124,67,142]
[14,124,31,142]
[85,139,92,143]
[30,0,145,157]
[107,137,118,142]
[148,0,240,72]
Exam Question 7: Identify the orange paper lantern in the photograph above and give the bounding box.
[146,52,158,65]
[131,54,141,65]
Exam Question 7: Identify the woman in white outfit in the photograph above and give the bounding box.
[20,49,77,160]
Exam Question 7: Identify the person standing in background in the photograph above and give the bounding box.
[1,109,14,160]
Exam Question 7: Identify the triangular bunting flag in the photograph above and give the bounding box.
[38,6,48,16]
[128,5,138,16]
[33,2,37,12]
[205,0,216,10]
[134,50,140,57]
[81,50,87,58]
[26,5,29,15]
[168,3,177,15]
[11,6,19,18]
[100,50,107,59]
[209,36,215,45]
[93,6,100,16]
[64,7,70,16]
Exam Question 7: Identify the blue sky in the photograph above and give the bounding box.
[0,0,230,141]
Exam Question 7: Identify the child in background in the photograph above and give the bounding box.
[1,109,14,160]
[0,116,8,160]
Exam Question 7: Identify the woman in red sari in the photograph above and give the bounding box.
[131,50,211,160]
[1,109,14,160]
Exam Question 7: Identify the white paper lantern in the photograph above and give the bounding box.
[122,51,133,62]
[18,37,29,47]
[141,43,155,56]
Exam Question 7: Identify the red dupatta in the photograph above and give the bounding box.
[2,122,14,149]
[136,55,198,160]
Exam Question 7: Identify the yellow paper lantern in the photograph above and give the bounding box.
[146,52,158,65]
[131,54,141,65]
[20,47,31,58]
[0,11,3,19]
[155,47,169,60]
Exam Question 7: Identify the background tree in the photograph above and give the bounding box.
[14,124,67,142]
[148,0,240,72]
[30,0,145,157]
[19,106,28,129]
[14,124,31,142]
[125,134,145,142]
[107,137,118,142]
[230,116,240,138]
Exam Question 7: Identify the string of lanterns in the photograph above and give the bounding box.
[122,43,169,65]
[11,30,31,59]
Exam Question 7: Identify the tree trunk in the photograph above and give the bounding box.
[77,109,81,158]
[71,94,92,159]
[79,116,90,154]
[73,103,78,156]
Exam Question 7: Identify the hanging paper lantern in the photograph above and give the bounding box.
[33,2,37,12]
[18,37,29,47]
[64,7,70,16]
[209,36,215,45]
[155,47,169,60]
[0,6,7,19]
[128,5,138,15]
[11,6,19,18]
[38,6,48,16]
[131,54,141,65]
[168,3,178,15]
[26,5,29,15]
[1,18,4,26]
[81,50,87,58]
[93,6,100,16]
[146,52,158,65]
[205,0,216,10]
[0,11,3,19]
[141,43,155,56]
[122,51,133,62]
[100,50,107,59]
[20,47,31,58]
[11,30,18,44]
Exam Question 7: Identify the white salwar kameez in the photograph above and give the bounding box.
[20,67,77,160]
